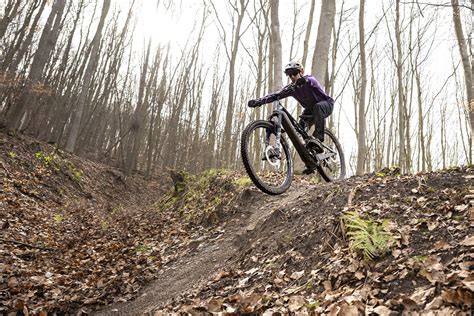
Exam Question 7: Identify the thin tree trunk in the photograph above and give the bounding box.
[451,0,473,162]
[0,0,22,40]
[5,0,65,131]
[66,0,110,152]
[220,0,248,165]
[356,0,367,175]
[395,0,406,173]
[301,0,315,69]
[270,0,282,91]
[311,0,336,85]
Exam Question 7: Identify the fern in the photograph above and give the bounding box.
[342,211,394,260]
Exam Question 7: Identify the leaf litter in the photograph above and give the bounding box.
[1,132,473,314]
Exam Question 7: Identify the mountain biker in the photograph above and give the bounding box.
[247,61,334,153]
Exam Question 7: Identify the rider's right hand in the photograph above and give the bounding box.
[248,99,262,108]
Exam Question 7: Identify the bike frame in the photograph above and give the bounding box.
[267,100,317,169]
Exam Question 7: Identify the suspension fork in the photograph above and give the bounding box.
[266,110,283,155]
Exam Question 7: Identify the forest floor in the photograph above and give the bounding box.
[1,131,473,315]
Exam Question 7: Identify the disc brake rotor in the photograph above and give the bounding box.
[264,146,281,168]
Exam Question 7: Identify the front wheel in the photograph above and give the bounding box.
[316,129,346,182]
[241,120,293,195]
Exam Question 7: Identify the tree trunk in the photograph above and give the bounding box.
[311,0,336,85]
[0,0,22,40]
[5,0,65,131]
[65,0,110,152]
[222,0,248,165]
[451,0,473,162]
[301,0,315,68]
[356,0,367,176]
[395,0,407,173]
[270,0,282,91]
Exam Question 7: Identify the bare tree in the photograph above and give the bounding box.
[356,0,367,175]
[451,0,473,161]
[395,0,407,173]
[270,0,282,91]
[301,0,316,69]
[5,0,66,131]
[66,0,110,152]
[311,0,336,85]
[210,0,250,165]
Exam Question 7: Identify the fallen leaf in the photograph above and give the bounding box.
[207,298,222,312]
[338,302,359,315]
[410,287,435,305]
[354,271,365,280]
[383,273,397,282]
[425,296,443,310]
[245,267,259,275]
[462,280,474,291]
[460,236,474,246]
[392,249,401,258]
[427,221,437,231]
[214,270,230,282]
[433,240,450,251]
[417,196,427,203]
[323,280,332,291]
[228,293,242,303]
[442,288,473,307]
[372,305,393,316]
[288,295,305,312]
[290,270,304,280]
[454,204,468,211]
[8,276,18,288]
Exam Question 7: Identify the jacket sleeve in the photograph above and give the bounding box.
[258,84,294,104]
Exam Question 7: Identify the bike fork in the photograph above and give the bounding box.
[266,113,282,156]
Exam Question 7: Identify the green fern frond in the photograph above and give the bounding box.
[342,211,394,260]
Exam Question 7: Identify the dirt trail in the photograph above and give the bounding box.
[94,186,305,315]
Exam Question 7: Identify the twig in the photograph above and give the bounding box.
[347,185,362,206]
[0,238,57,251]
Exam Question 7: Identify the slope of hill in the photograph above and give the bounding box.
[1,132,473,315]
[149,167,473,314]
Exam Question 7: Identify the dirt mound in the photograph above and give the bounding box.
[2,131,473,315]
[0,131,257,314]
[153,168,474,314]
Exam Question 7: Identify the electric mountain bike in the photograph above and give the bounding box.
[241,83,346,195]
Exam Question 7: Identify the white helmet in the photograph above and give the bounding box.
[284,61,303,75]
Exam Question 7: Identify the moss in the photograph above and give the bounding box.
[53,214,64,224]
[233,176,252,188]
[154,169,244,225]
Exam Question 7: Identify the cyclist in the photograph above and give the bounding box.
[247,61,334,153]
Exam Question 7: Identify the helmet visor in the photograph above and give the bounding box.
[285,68,300,77]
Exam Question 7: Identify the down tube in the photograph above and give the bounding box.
[280,112,315,167]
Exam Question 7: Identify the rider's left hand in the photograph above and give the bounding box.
[248,99,262,108]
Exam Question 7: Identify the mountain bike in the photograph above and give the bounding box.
[241,83,346,195]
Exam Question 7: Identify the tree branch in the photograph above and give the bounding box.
[0,238,57,251]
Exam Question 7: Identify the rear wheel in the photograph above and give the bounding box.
[316,129,346,182]
[241,120,293,195]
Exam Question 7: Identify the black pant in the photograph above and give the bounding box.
[299,100,334,141]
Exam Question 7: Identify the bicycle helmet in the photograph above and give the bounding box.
[284,61,303,76]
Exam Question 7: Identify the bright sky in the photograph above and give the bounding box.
[135,1,199,45]
[118,0,468,169]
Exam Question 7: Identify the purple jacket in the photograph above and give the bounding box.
[258,75,333,108]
